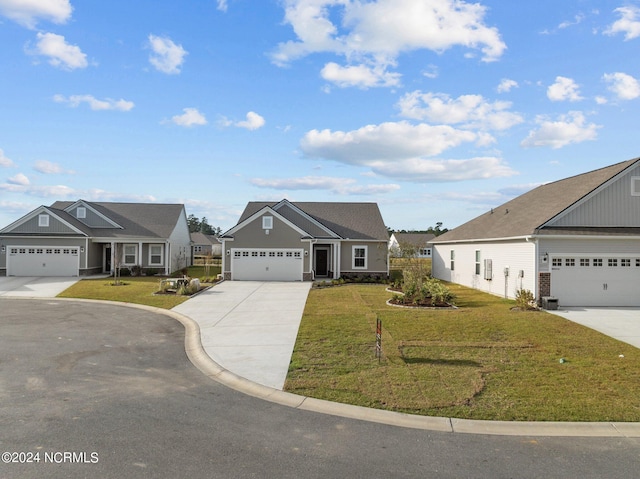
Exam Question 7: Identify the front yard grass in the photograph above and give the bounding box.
[285,283,640,422]
[57,265,221,309]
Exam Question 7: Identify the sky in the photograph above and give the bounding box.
[1,0,639,233]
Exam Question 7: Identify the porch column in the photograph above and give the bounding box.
[333,242,340,279]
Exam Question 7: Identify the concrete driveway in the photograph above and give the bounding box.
[172,281,312,390]
[0,276,80,297]
[549,307,640,349]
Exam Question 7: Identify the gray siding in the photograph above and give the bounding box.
[68,205,118,228]
[10,214,78,234]
[339,240,388,275]
[551,164,640,227]
[224,213,311,273]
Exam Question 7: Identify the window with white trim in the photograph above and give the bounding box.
[38,214,49,227]
[149,245,163,265]
[77,207,86,218]
[123,244,137,264]
[450,250,455,271]
[353,246,367,269]
[262,216,273,229]
[631,176,640,196]
[475,250,481,275]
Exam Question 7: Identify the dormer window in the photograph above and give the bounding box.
[38,214,49,227]
[77,207,86,218]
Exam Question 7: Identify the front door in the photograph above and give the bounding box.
[315,249,328,276]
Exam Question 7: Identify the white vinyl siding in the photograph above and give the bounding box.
[433,240,535,300]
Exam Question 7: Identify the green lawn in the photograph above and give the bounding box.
[57,265,221,309]
[285,283,640,422]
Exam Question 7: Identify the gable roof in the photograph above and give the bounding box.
[434,158,640,243]
[392,232,435,246]
[233,200,388,241]
[190,232,219,245]
[15,200,187,239]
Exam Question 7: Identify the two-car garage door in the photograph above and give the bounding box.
[7,246,79,276]
[231,248,303,281]
[551,255,640,307]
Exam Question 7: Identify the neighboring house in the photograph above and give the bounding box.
[191,232,222,258]
[220,199,389,281]
[431,158,640,307]
[0,200,192,277]
[389,232,435,258]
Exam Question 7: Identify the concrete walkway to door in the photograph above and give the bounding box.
[549,307,640,349]
[172,281,311,390]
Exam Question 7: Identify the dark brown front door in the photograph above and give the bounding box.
[315,249,328,276]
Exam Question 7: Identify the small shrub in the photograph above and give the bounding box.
[515,289,536,310]
[129,265,143,277]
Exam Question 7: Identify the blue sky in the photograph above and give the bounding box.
[1,0,639,232]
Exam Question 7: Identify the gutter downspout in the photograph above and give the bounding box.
[525,236,538,300]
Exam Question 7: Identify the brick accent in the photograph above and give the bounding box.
[538,272,551,303]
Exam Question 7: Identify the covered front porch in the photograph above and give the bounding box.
[312,241,341,280]
[98,241,179,276]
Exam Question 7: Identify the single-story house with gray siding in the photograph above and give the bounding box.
[0,200,192,276]
[220,199,389,281]
[431,157,640,307]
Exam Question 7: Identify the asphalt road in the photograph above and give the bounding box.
[1,299,638,479]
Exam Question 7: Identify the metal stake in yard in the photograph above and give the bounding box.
[375,316,382,362]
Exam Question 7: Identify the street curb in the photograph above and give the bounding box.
[19,297,640,437]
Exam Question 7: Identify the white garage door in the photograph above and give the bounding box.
[551,256,640,307]
[231,248,303,281]
[7,246,79,277]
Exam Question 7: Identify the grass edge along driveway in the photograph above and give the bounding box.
[284,283,640,422]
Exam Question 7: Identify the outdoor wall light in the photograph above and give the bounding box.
[542,252,548,263]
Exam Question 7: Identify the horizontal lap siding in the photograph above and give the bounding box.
[433,240,536,300]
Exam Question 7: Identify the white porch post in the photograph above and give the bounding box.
[138,241,143,267]
[333,241,340,279]
[165,241,170,275]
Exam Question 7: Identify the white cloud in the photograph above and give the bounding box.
[0,148,15,167]
[272,0,506,87]
[396,92,523,131]
[520,111,600,149]
[320,62,401,88]
[547,76,583,102]
[0,0,72,29]
[216,0,228,12]
[558,13,585,30]
[236,111,265,130]
[300,121,516,182]
[497,78,518,93]
[33,160,74,174]
[603,72,640,100]
[171,108,208,127]
[250,175,399,195]
[8,173,30,186]
[369,157,516,182]
[31,32,88,70]
[220,111,265,130]
[604,6,640,40]
[148,35,187,74]
[53,94,134,111]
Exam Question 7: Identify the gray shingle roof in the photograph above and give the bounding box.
[50,201,184,239]
[393,232,436,246]
[433,158,640,243]
[237,201,389,241]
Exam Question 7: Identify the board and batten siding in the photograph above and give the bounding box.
[550,164,640,227]
[433,240,536,300]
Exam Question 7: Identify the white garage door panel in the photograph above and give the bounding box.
[231,248,303,281]
[551,256,640,307]
[7,246,79,277]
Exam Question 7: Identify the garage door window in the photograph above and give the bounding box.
[608,258,618,267]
